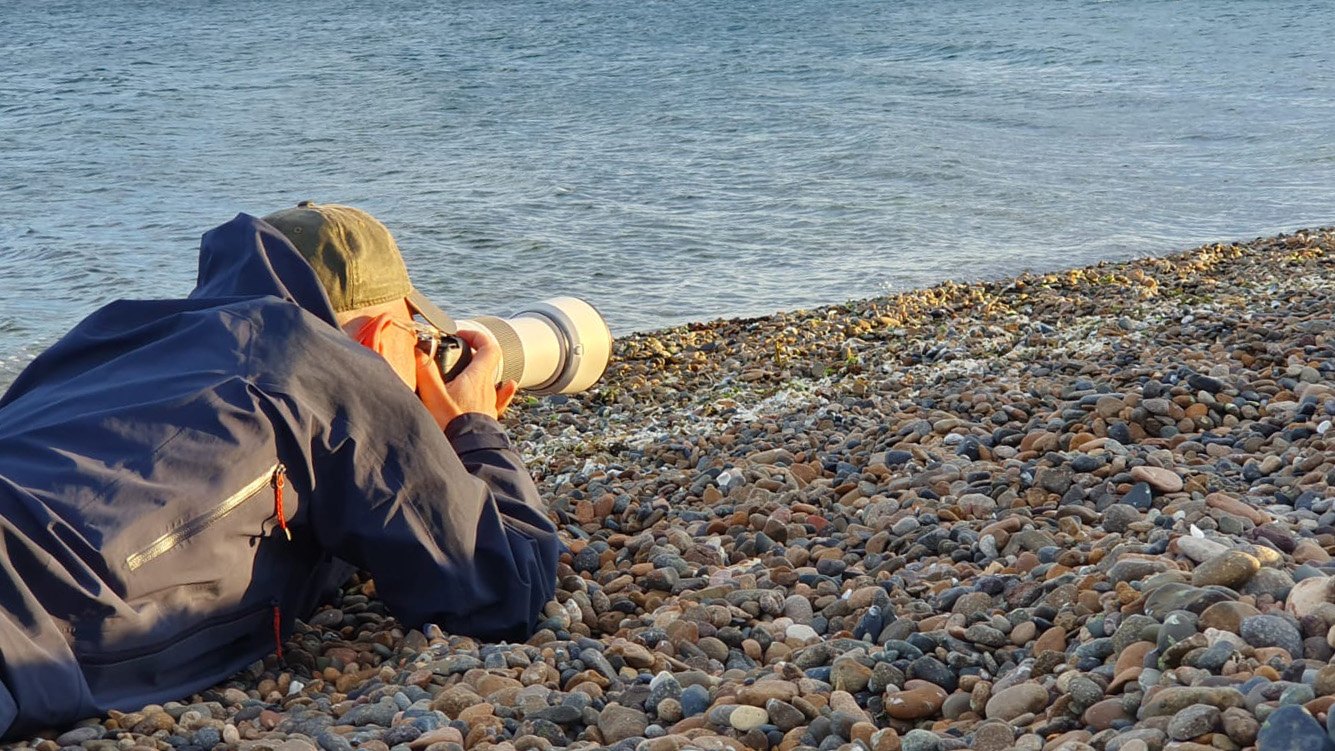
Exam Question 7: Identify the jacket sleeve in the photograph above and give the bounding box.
[309,411,559,641]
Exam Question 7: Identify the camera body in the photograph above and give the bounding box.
[426,297,612,395]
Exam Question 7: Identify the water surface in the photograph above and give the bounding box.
[3,0,1334,384]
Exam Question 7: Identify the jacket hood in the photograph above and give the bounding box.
[192,213,340,328]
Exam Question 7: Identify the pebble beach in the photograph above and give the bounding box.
[21,227,1335,751]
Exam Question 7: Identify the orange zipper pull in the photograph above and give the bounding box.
[272,602,284,659]
[274,464,291,541]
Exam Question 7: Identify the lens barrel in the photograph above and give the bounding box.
[454,297,612,395]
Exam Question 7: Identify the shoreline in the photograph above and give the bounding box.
[27,227,1335,751]
[519,228,1327,486]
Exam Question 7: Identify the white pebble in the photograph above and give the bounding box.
[979,534,999,558]
[786,624,819,642]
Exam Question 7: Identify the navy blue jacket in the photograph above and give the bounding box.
[0,215,559,738]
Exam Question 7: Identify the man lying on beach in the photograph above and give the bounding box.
[0,202,559,738]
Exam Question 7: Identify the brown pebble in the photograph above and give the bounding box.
[1034,626,1066,655]
[885,683,946,720]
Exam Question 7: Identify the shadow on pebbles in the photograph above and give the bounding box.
[28,228,1335,751]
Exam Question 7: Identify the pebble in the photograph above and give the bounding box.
[971,721,1014,751]
[910,655,958,691]
[55,727,102,746]
[1121,482,1154,510]
[1083,698,1132,730]
[885,683,947,720]
[1256,704,1335,751]
[1142,687,1245,717]
[1167,704,1220,740]
[1241,614,1305,658]
[1222,706,1260,746]
[1199,600,1261,632]
[984,683,1048,721]
[1175,535,1230,562]
[340,697,397,726]
[1130,465,1183,493]
[1102,504,1140,533]
[901,729,943,751]
[1064,676,1101,709]
[786,624,819,642]
[680,684,710,717]
[765,698,805,731]
[727,705,768,731]
[1287,576,1335,619]
[1109,732,1166,751]
[32,228,1335,751]
[1192,551,1261,589]
[1034,626,1066,655]
[598,705,648,743]
[315,729,354,751]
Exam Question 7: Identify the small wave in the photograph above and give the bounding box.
[3,0,1335,370]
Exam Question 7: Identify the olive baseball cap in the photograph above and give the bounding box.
[262,201,454,332]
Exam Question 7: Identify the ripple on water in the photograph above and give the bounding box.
[0,0,1334,386]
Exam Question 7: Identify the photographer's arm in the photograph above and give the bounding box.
[314,430,558,640]
[310,330,557,640]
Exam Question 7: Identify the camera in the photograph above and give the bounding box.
[422,297,612,395]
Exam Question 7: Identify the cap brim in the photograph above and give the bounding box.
[406,288,456,333]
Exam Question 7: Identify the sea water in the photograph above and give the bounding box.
[3,0,1334,386]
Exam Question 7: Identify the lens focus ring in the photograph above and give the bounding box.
[471,316,525,385]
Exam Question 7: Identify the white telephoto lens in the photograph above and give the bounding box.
[455,297,612,395]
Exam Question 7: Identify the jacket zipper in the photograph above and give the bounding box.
[76,600,273,665]
[126,463,282,571]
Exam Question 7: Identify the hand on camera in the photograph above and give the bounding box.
[415,328,519,431]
